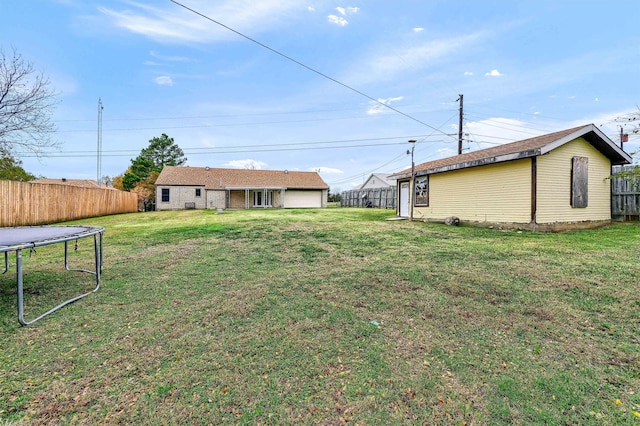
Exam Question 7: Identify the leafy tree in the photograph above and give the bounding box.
[132,170,160,208]
[140,133,186,170]
[611,157,640,190]
[0,48,58,155]
[123,134,186,190]
[0,148,36,181]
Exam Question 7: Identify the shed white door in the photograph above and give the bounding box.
[399,182,409,217]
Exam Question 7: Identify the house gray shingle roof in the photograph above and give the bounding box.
[391,124,631,179]
[156,166,329,190]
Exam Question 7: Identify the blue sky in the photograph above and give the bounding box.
[1,0,639,191]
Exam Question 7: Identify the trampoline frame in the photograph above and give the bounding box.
[0,226,104,326]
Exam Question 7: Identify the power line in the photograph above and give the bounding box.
[329,114,460,186]
[16,134,444,158]
[55,102,459,124]
[17,141,408,158]
[52,113,437,134]
[169,0,456,141]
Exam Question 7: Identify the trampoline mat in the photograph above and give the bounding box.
[0,226,99,249]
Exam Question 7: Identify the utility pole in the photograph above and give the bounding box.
[97,98,103,187]
[620,126,628,150]
[457,94,464,155]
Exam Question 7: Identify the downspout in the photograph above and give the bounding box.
[531,157,537,225]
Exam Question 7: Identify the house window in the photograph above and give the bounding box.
[571,156,588,208]
[161,188,170,202]
[415,176,429,206]
[253,190,272,207]
[195,188,201,197]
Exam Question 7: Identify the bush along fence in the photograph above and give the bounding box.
[340,188,396,209]
[0,180,139,227]
[611,165,640,220]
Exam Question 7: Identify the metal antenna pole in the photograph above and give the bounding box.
[457,94,464,155]
[97,99,103,187]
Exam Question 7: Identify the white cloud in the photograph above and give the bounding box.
[485,69,503,77]
[464,118,545,150]
[348,31,488,86]
[224,159,268,169]
[313,167,343,174]
[464,71,473,76]
[437,147,454,157]
[327,14,348,26]
[97,1,306,44]
[154,76,174,86]
[367,96,404,115]
[413,27,424,33]
[329,5,358,25]
[307,6,315,12]
[149,50,191,62]
[336,6,360,15]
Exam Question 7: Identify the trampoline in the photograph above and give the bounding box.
[1,226,104,326]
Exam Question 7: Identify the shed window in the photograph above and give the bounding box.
[415,176,429,206]
[571,156,588,208]
[195,188,201,197]
[161,188,170,203]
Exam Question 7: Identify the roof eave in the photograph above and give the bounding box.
[540,124,632,165]
[394,149,541,179]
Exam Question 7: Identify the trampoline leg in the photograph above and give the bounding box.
[93,233,101,290]
[2,252,7,274]
[16,250,28,326]
[17,231,104,326]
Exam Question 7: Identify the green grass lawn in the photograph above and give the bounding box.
[1,208,639,425]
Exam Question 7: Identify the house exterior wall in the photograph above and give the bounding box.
[226,189,286,209]
[413,158,532,223]
[229,190,247,209]
[536,137,611,223]
[156,186,206,210]
[206,190,226,210]
[157,186,326,210]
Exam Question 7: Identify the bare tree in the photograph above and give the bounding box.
[0,48,58,156]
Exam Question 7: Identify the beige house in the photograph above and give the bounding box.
[34,178,102,188]
[155,166,329,210]
[391,124,632,230]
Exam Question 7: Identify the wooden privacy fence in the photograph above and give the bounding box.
[341,188,396,209]
[0,180,138,227]
[611,166,640,220]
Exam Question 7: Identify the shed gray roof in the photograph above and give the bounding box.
[391,124,631,179]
